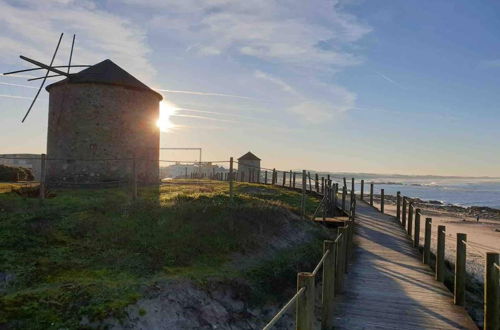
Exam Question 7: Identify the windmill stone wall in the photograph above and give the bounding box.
[45,60,162,186]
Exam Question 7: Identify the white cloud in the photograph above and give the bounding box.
[288,85,356,124]
[143,0,371,70]
[0,0,155,82]
[254,70,298,96]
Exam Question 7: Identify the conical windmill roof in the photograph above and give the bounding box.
[46,59,162,100]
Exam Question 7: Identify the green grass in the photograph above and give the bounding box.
[0,180,327,328]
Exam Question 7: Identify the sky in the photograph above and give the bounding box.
[1,0,500,176]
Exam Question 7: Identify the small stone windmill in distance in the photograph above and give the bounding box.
[3,33,163,187]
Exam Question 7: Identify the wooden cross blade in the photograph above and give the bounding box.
[19,55,69,77]
[3,65,90,76]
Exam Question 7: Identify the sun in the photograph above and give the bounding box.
[157,100,177,132]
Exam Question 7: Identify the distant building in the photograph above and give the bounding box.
[237,151,261,182]
[0,154,41,180]
[160,162,228,179]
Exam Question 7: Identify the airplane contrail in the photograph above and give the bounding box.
[0,94,33,100]
[155,88,254,100]
[0,82,38,89]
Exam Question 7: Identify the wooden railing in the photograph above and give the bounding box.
[368,186,500,330]
[262,217,355,329]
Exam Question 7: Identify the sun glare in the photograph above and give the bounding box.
[157,100,177,132]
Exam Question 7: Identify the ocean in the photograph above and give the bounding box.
[331,176,500,209]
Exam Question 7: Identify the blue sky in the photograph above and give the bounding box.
[1,0,499,176]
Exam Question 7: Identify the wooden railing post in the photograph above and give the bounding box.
[423,218,432,265]
[402,197,407,228]
[407,202,413,237]
[264,170,267,184]
[321,240,336,329]
[414,209,421,248]
[380,189,385,213]
[484,252,499,330]
[39,153,46,200]
[301,170,306,218]
[341,186,347,212]
[436,225,446,282]
[315,173,319,192]
[290,170,293,188]
[229,157,234,202]
[282,171,286,186]
[272,168,276,185]
[296,272,315,330]
[360,179,364,200]
[350,178,355,202]
[335,228,345,292]
[321,177,325,195]
[308,172,312,192]
[343,225,350,273]
[396,191,401,221]
[293,172,296,188]
[454,233,466,306]
[370,182,374,206]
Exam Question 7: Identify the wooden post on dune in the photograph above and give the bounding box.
[484,252,499,330]
[321,240,336,329]
[380,189,385,213]
[342,185,347,212]
[282,171,286,186]
[296,272,315,330]
[308,172,312,192]
[414,209,421,248]
[290,170,293,187]
[423,218,432,265]
[407,202,413,237]
[272,168,276,185]
[321,177,325,195]
[402,197,407,228]
[360,179,364,200]
[370,183,374,206]
[436,225,446,282]
[454,233,467,306]
[293,172,296,188]
[315,173,319,192]
[264,170,267,184]
[396,191,401,221]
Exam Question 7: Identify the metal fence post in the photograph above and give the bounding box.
[484,252,499,330]
[296,272,314,330]
[436,225,446,282]
[423,218,432,265]
[454,233,466,306]
[322,240,336,329]
[229,157,234,202]
[39,153,46,200]
[301,170,306,218]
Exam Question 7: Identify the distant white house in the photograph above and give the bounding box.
[0,154,41,180]
[160,162,228,179]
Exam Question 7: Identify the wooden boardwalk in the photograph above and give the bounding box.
[331,200,477,329]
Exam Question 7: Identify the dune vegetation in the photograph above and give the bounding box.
[0,180,329,329]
